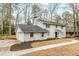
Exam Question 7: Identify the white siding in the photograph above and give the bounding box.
[55,26,66,38]
[24,33,48,42]
[48,25,56,38]
[16,27,24,42]
[36,21,45,28]
[17,27,22,32]
[16,27,21,39]
[63,27,66,37]
[17,32,24,42]
[42,24,56,38]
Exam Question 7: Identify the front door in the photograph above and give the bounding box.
[55,32,58,38]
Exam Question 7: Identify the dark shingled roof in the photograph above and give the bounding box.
[18,24,48,33]
[43,21,66,26]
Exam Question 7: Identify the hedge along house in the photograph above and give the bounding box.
[16,24,48,42]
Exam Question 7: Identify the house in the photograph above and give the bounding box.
[16,24,48,42]
[16,19,66,42]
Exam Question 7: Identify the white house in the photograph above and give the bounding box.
[16,19,66,42]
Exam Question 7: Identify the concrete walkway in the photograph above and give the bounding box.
[10,40,78,56]
[0,40,78,56]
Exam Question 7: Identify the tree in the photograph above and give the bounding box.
[69,3,76,36]
[41,9,48,21]
[62,11,73,33]
[55,15,62,23]
[75,3,79,36]
[32,4,41,24]
[8,4,12,35]
[14,4,24,33]
[1,4,4,35]
[69,3,79,36]
[62,11,73,25]
[47,3,59,21]
[2,3,12,35]
[26,3,32,25]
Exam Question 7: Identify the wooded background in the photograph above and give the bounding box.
[0,3,78,36]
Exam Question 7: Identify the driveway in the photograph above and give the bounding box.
[0,40,18,47]
[0,40,18,52]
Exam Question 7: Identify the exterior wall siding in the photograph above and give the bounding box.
[16,27,25,42]
[48,25,56,38]
[18,32,24,42]
[55,26,66,38]
[24,33,48,42]
[36,21,45,29]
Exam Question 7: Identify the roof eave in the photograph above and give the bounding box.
[43,23,66,26]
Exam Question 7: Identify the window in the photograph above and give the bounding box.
[30,33,33,37]
[46,24,50,28]
[42,32,44,37]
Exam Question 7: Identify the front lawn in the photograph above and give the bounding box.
[23,43,79,56]
[10,38,71,51]
[0,35,16,40]
[31,39,71,48]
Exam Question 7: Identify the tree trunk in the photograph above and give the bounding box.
[75,3,79,36]
[24,4,27,24]
[8,3,12,35]
[15,13,19,34]
[73,4,76,36]
[1,4,4,35]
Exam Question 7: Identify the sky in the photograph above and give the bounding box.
[57,3,69,15]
